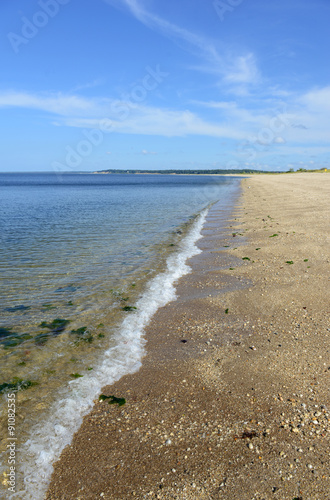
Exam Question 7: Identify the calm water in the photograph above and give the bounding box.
[0,172,240,498]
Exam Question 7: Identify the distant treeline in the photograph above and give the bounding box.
[95,168,276,175]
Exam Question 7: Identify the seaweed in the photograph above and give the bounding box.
[0,327,14,339]
[5,305,30,313]
[55,285,77,293]
[70,373,83,378]
[242,257,250,261]
[71,326,93,343]
[71,326,88,335]
[286,261,294,265]
[40,318,70,333]
[1,333,33,349]
[304,259,309,262]
[0,377,37,394]
[34,332,53,345]
[99,394,126,406]
[122,306,137,312]
[225,309,229,314]
[269,234,278,237]
[42,303,57,310]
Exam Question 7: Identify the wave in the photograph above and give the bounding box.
[11,209,208,500]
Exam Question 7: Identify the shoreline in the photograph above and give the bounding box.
[46,173,329,500]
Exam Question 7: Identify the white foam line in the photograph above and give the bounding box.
[10,209,208,500]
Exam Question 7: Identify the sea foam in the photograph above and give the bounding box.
[11,209,208,500]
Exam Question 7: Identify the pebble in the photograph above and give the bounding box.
[248,443,254,450]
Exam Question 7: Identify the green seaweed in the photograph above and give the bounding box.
[67,301,74,306]
[122,306,137,312]
[99,394,126,406]
[0,327,14,339]
[87,367,93,371]
[97,323,104,328]
[5,305,30,313]
[1,333,33,349]
[40,318,70,333]
[225,309,229,314]
[34,332,53,345]
[71,327,93,343]
[71,326,88,335]
[42,303,57,310]
[304,259,309,262]
[229,267,235,270]
[70,373,83,378]
[256,248,261,250]
[242,257,250,261]
[269,234,278,237]
[0,378,37,394]
[98,333,105,338]
[286,261,294,265]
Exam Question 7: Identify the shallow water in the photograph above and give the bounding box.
[0,172,240,498]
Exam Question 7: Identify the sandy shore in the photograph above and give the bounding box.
[46,173,329,500]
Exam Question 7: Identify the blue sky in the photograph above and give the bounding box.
[1,0,330,172]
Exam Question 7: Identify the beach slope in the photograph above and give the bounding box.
[46,172,329,500]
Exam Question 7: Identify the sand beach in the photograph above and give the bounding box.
[46,172,330,500]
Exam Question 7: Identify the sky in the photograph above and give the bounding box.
[1,0,330,172]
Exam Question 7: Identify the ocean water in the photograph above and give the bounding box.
[0,172,240,498]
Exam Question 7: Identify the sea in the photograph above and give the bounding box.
[0,172,240,499]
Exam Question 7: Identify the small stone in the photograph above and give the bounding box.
[165,439,172,445]
[248,443,254,450]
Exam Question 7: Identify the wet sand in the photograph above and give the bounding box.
[46,172,330,500]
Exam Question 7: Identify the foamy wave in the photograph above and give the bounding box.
[11,209,207,500]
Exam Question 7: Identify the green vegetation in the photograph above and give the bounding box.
[122,305,137,311]
[0,378,37,394]
[0,327,13,339]
[99,394,126,406]
[35,332,53,345]
[42,303,57,310]
[242,257,251,261]
[225,309,229,314]
[70,326,93,344]
[5,305,30,313]
[40,318,70,333]
[286,261,294,265]
[1,332,33,349]
[70,373,83,378]
[269,234,278,237]
[96,168,278,175]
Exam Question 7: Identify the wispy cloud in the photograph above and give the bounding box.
[2,85,330,145]
[103,0,260,88]
[0,91,104,116]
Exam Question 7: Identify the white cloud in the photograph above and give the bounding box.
[224,53,260,85]
[0,91,103,116]
[103,0,260,87]
[141,149,157,155]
